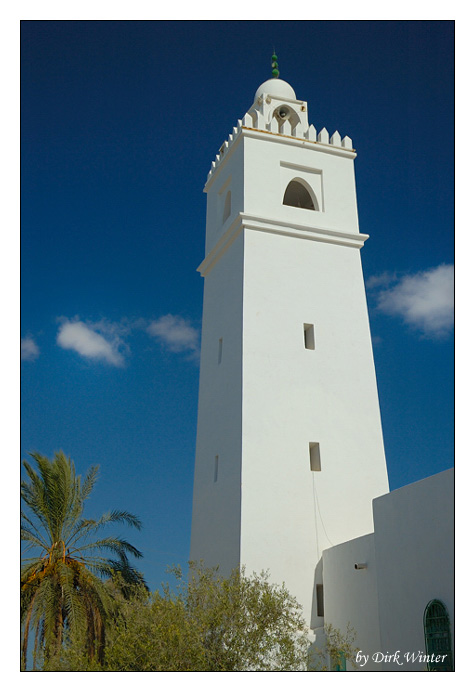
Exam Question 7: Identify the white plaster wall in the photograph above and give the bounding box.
[243,132,359,234]
[239,226,389,622]
[373,468,454,671]
[192,115,388,630]
[321,534,383,670]
[189,232,244,574]
[204,138,244,256]
[320,469,454,671]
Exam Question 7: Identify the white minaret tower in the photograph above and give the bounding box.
[190,57,389,629]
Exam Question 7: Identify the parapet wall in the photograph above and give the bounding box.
[207,114,354,184]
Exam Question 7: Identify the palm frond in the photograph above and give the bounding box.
[103,509,142,530]
[69,536,143,560]
[20,451,145,668]
[79,465,99,503]
[63,508,141,549]
[21,526,49,552]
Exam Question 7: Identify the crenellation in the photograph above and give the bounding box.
[293,122,304,138]
[318,127,329,144]
[342,135,353,149]
[256,111,266,129]
[281,120,292,136]
[330,130,341,147]
[242,113,253,127]
[306,124,317,142]
[207,111,353,183]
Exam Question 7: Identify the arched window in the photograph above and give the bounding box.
[272,105,300,133]
[283,180,316,210]
[223,190,231,223]
[423,599,453,671]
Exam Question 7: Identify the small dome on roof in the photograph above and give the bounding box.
[254,78,297,102]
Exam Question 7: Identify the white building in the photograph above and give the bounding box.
[321,467,454,670]
[190,62,454,671]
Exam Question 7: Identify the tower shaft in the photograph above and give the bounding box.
[190,76,389,626]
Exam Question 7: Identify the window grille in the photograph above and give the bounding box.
[423,599,454,671]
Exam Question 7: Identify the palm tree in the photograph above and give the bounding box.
[21,451,146,670]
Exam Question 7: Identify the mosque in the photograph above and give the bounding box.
[189,56,454,671]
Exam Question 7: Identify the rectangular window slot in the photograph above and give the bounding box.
[309,442,321,472]
[214,455,219,483]
[316,584,324,617]
[304,323,315,350]
[218,337,223,364]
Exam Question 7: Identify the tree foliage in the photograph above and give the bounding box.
[309,622,358,671]
[57,563,310,671]
[21,451,145,670]
[21,453,358,672]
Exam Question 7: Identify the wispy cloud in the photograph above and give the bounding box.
[365,271,398,290]
[55,314,200,366]
[56,318,128,366]
[147,314,200,357]
[370,264,454,339]
[21,337,40,362]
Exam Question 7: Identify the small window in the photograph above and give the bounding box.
[423,599,454,671]
[304,323,315,350]
[214,455,219,483]
[218,337,223,364]
[283,180,316,210]
[316,584,324,617]
[309,442,321,472]
[223,190,231,222]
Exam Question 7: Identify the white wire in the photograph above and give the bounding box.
[312,472,335,549]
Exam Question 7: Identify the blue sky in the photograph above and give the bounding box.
[20,20,454,592]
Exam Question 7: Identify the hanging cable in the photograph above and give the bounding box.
[312,472,335,549]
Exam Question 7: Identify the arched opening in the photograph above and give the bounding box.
[222,190,231,223]
[272,105,300,133]
[423,599,453,671]
[283,180,316,210]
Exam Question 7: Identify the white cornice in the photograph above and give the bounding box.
[197,212,368,277]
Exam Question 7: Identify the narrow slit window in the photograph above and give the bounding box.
[304,323,315,350]
[214,455,219,483]
[218,337,223,364]
[316,584,324,617]
[309,442,321,472]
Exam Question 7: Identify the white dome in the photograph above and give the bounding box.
[254,78,296,102]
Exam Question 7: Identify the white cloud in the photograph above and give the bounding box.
[56,319,126,366]
[21,337,39,361]
[147,314,199,356]
[365,271,398,290]
[54,314,200,366]
[373,264,454,338]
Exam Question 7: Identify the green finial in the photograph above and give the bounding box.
[271,52,279,78]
